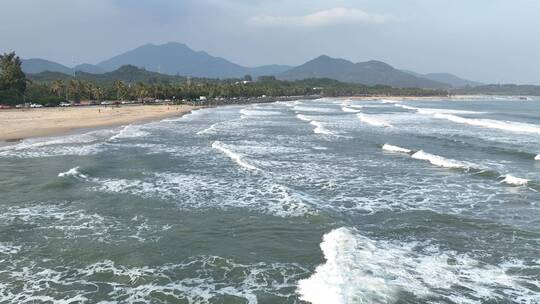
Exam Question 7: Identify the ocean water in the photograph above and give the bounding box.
[0,97,539,303]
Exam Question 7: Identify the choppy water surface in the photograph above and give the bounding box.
[1,97,539,303]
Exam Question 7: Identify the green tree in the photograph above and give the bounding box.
[113,80,128,101]
[50,80,65,97]
[0,52,27,104]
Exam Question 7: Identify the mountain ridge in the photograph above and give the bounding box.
[21,42,482,88]
[278,55,447,89]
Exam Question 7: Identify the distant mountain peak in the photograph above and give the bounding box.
[96,42,291,78]
[279,55,447,88]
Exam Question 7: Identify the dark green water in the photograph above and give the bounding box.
[0,97,539,303]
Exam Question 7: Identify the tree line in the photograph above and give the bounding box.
[0,52,448,106]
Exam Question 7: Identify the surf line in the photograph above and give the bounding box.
[381,144,532,187]
[295,113,335,135]
[212,141,260,171]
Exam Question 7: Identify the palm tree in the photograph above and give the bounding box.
[135,82,148,102]
[113,80,127,101]
[50,80,64,97]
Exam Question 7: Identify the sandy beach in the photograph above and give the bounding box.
[0,105,199,142]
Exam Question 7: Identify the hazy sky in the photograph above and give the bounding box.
[1,0,539,84]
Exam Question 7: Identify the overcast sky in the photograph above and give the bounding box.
[1,0,539,84]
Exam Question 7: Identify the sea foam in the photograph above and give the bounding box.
[310,121,334,135]
[502,175,530,186]
[382,144,412,154]
[298,228,540,304]
[296,114,312,122]
[239,109,281,117]
[341,106,360,113]
[109,125,150,140]
[357,114,393,128]
[296,114,334,135]
[58,167,88,179]
[212,141,259,171]
[535,154,540,160]
[433,113,540,135]
[411,150,473,169]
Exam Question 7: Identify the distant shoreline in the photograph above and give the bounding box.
[0,94,525,145]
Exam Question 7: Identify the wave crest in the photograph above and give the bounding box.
[298,228,540,304]
[212,141,259,171]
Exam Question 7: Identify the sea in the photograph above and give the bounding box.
[0,97,539,303]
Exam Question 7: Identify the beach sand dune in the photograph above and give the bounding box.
[0,105,198,142]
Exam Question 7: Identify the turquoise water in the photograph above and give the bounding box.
[0,97,539,303]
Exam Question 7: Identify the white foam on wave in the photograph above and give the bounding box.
[502,175,530,186]
[0,130,111,152]
[239,109,281,117]
[95,173,317,217]
[296,114,312,122]
[411,150,473,169]
[0,255,308,304]
[0,203,127,243]
[349,105,364,109]
[433,113,540,135]
[310,121,334,135]
[298,228,540,304]
[212,141,259,171]
[294,105,337,113]
[109,125,150,140]
[394,104,481,115]
[382,144,411,154]
[357,114,393,128]
[295,114,335,135]
[535,154,540,160]
[0,242,21,255]
[58,167,88,179]
[0,129,116,158]
[197,122,221,135]
[381,99,400,104]
[341,106,360,113]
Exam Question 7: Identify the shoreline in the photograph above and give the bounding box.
[0,104,200,144]
[0,95,319,144]
[0,94,521,145]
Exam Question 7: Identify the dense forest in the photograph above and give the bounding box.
[1,52,449,106]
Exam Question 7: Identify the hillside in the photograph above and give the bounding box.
[403,70,483,88]
[279,56,447,89]
[97,42,291,78]
[22,59,72,75]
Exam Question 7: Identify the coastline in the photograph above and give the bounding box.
[0,94,507,145]
[0,104,200,144]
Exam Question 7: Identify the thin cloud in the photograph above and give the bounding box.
[249,7,392,27]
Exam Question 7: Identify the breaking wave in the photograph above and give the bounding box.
[382,144,412,154]
[58,167,88,179]
[394,104,482,115]
[295,114,334,135]
[310,121,334,135]
[239,109,282,117]
[212,141,259,171]
[294,105,338,113]
[109,125,150,140]
[502,175,530,186]
[411,150,475,170]
[433,113,540,135]
[357,114,393,128]
[297,228,540,304]
[296,114,312,122]
[536,154,540,161]
[341,106,360,113]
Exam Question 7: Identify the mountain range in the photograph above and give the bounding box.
[21,42,481,88]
